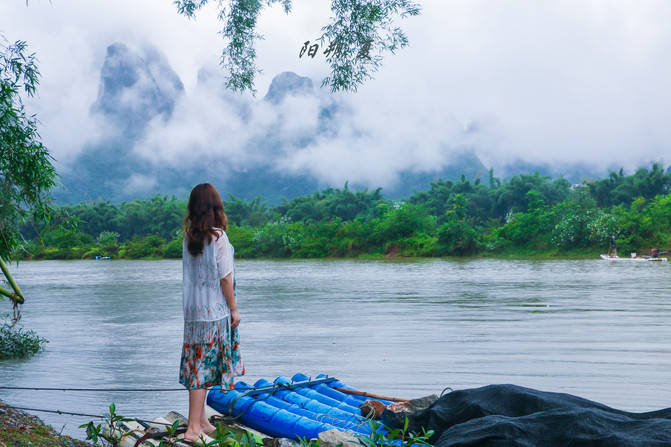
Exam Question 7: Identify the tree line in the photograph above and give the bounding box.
[20,163,671,260]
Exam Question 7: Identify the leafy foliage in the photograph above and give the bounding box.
[587,163,670,207]
[320,0,421,92]
[0,318,47,359]
[0,37,58,261]
[198,424,263,447]
[173,0,420,93]
[358,417,434,447]
[79,403,133,446]
[436,194,479,256]
[275,184,385,223]
[20,163,671,260]
[226,195,269,227]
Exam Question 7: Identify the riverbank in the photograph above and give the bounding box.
[0,399,93,447]
[17,246,605,262]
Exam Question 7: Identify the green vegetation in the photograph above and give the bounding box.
[0,319,47,359]
[79,403,132,446]
[1,36,64,358]
[80,404,264,447]
[358,417,434,447]
[79,405,431,447]
[0,38,59,262]
[174,0,421,93]
[19,164,671,261]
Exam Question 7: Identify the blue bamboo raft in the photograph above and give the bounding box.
[207,373,390,439]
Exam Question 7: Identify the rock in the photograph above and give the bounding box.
[407,394,439,410]
[385,394,439,414]
[263,437,298,447]
[318,429,361,447]
[361,394,439,420]
[91,42,184,134]
[380,394,440,430]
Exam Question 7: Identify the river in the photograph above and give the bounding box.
[1,259,670,439]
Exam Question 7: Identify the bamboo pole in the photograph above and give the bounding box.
[0,257,24,304]
[0,286,18,300]
[333,387,409,402]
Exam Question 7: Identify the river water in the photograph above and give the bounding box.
[1,259,670,439]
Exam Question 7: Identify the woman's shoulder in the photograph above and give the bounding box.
[212,227,230,242]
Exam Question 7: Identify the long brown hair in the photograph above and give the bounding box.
[184,183,228,257]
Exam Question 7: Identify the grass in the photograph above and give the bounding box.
[485,247,602,260]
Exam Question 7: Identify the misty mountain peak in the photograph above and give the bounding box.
[264,72,313,104]
[92,42,184,134]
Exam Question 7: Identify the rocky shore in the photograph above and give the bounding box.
[0,399,93,447]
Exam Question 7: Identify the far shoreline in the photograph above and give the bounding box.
[17,249,608,263]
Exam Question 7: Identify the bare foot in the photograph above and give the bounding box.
[184,427,206,442]
[201,419,216,434]
[199,415,216,434]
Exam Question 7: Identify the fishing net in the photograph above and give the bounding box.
[381,384,671,447]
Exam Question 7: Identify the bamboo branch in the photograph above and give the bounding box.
[333,387,409,402]
[0,257,24,304]
[0,286,19,301]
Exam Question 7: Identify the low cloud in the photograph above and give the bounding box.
[123,173,158,195]
[2,0,670,188]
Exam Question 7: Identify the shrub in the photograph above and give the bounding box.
[124,235,166,259]
[395,233,438,257]
[551,209,604,249]
[97,231,121,256]
[42,227,93,249]
[436,195,481,255]
[0,320,48,359]
[227,225,257,258]
[436,219,480,255]
[19,240,45,260]
[163,236,183,259]
[379,204,432,242]
[251,222,304,257]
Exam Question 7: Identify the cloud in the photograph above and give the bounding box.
[136,73,261,168]
[2,0,671,185]
[123,173,157,195]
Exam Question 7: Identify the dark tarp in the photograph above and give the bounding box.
[381,384,671,447]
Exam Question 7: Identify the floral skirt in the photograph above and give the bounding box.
[179,316,244,390]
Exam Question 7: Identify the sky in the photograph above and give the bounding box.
[2,0,671,188]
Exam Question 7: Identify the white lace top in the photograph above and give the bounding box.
[182,228,234,323]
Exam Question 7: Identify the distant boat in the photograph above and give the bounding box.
[95,256,111,260]
[600,254,667,262]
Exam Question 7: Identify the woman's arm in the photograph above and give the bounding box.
[221,274,240,328]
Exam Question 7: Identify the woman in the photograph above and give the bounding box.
[180,183,244,441]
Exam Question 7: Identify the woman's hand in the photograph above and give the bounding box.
[230,308,241,329]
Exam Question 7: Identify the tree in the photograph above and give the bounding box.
[174,0,421,93]
[0,37,55,357]
[436,194,480,255]
[587,163,671,207]
[0,37,58,263]
[225,194,269,226]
